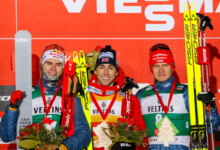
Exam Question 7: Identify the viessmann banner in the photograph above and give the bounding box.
[0,0,220,148]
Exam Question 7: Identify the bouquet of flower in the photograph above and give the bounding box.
[18,122,66,150]
[104,118,148,150]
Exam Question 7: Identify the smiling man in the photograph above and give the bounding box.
[95,64,117,86]
[136,43,219,150]
[42,58,63,81]
[87,45,146,150]
[0,44,91,150]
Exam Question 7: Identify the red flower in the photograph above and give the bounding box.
[32,122,41,133]
[127,118,135,127]
[20,131,30,137]
[25,124,32,130]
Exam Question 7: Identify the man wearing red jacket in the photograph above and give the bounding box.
[87,45,147,150]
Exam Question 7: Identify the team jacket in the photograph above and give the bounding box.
[0,78,91,150]
[88,70,147,150]
[136,76,219,150]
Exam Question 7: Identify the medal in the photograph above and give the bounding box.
[40,78,61,130]
[42,117,57,130]
[93,121,112,150]
[156,116,176,147]
[153,79,176,115]
[154,78,177,146]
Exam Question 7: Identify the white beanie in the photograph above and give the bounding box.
[41,48,65,67]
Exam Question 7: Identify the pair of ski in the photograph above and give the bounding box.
[62,50,92,149]
[184,3,214,150]
[74,50,93,150]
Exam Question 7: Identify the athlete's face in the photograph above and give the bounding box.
[152,62,173,82]
[42,58,63,78]
[95,64,118,86]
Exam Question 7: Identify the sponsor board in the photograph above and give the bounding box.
[0,0,220,148]
[0,86,15,112]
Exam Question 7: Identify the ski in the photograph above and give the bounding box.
[79,50,91,119]
[15,30,32,150]
[61,61,76,137]
[190,5,208,150]
[184,5,198,149]
[73,51,83,105]
[184,3,211,150]
[73,50,93,150]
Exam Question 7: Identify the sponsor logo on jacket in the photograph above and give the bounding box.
[92,108,115,115]
[147,105,174,113]
[33,106,62,114]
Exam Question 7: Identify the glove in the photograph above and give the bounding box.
[55,144,68,150]
[76,81,84,96]
[121,77,139,93]
[197,92,215,110]
[111,142,136,150]
[9,90,26,109]
[196,13,213,31]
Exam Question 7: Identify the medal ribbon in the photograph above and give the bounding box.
[90,92,117,120]
[40,78,62,118]
[154,79,176,115]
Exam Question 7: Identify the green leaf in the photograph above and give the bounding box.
[19,139,39,149]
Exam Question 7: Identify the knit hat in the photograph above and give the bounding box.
[94,45,119,71]
[149,43,175,72]
[41,44,65,67]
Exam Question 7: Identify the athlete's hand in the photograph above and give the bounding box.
[111,142,136,150]
[10,90,26,109]
[197,91,215,110]
[76,81,84,96]
[55,144,68,150]
[196,13,213,31]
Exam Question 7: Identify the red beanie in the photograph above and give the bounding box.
[149,49,175,72]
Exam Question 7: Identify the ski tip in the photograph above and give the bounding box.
[79,50,85,58]
[191,3,196,12]
[184,3,189,12]
[15,30,32,41]
[73,51,78,59]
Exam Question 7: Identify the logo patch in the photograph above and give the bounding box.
[176,85,184,90]
[101,102,106,108]
[43,87,48,92]
[49,50,63,59]
[102,57,109,62]
[164,82,171,88]
[47,97,52,103]
[154,129,159,136]
[98,52,114,59]
[86,86,102,95]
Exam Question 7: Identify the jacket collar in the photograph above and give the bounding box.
[154,75,174,92]
[88,67,125,95]
[37,78,61,95]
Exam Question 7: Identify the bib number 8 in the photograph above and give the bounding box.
[155,114,162,124]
